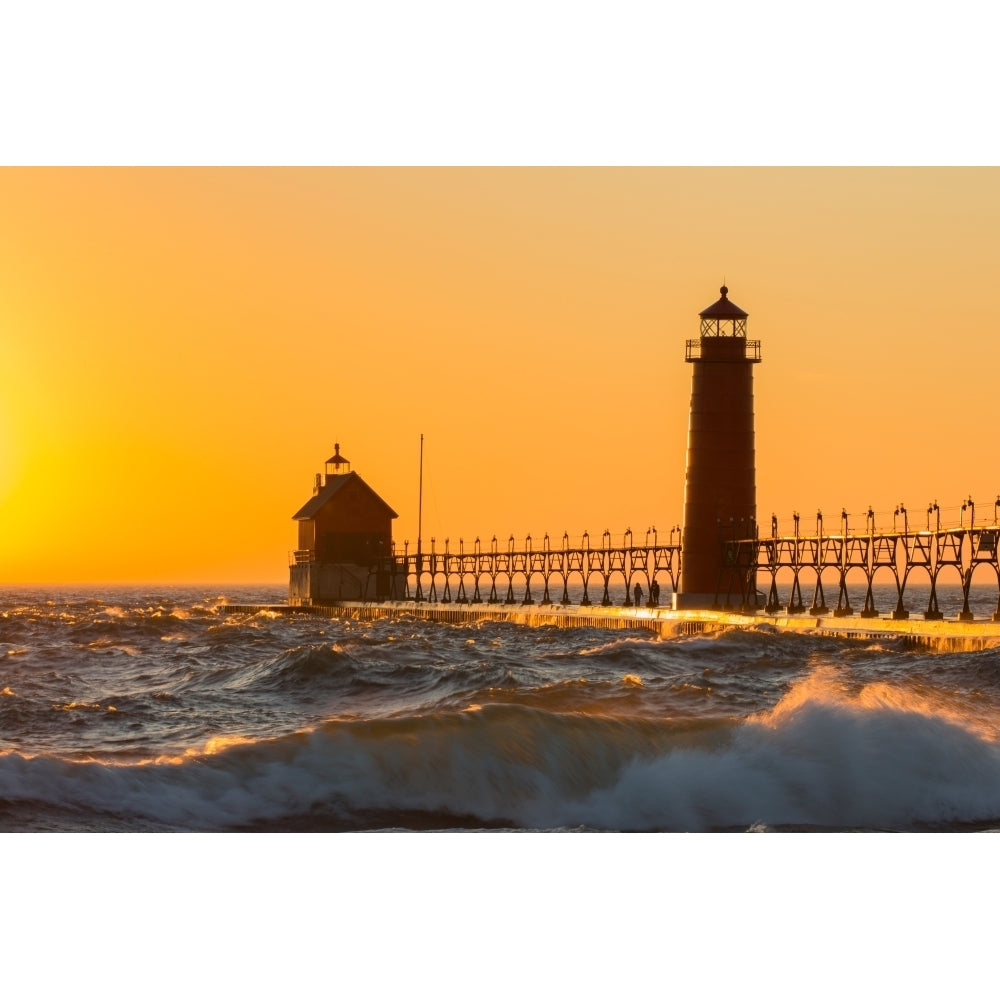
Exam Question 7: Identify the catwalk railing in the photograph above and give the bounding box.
[718,504,1000,622]
[347,501,1000,621]
[376,532,681,607]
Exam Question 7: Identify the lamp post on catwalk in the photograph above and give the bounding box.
[675,286,762,609]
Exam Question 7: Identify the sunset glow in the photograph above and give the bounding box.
[2,168,998,584]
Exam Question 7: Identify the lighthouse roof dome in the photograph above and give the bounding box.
[699,285,748,320]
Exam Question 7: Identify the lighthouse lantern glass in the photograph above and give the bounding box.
[700,316,747,338]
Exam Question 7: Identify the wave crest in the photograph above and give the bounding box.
[6,673,998,833]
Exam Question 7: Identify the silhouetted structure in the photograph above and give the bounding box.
[387,532,681,607]
[677,286,761,609]
[273,294,1000,627]
[289,444,398,605]
[723,503,1000,622]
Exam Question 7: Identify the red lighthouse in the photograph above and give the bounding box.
[677,286,761,609]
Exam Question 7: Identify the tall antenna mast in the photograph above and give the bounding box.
[417,433,424,558]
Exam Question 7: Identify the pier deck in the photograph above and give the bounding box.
[218,600,1000,651]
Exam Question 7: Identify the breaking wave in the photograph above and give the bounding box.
[4,665,1000,832]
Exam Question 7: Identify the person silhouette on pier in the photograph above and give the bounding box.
[634,582,642,608]
[651,580,660,607]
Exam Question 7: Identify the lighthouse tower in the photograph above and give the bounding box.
[676,286,761,609]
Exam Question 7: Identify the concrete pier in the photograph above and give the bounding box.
[218,600,1000,651]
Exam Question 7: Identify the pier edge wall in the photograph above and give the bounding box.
[219,600,1000,652]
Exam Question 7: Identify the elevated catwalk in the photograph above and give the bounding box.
[219,600,1000,651]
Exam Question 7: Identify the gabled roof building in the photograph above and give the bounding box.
[289,444,399,605]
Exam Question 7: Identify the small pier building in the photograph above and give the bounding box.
[289,444,398,605]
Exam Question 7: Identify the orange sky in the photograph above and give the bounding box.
[2,167,999,584]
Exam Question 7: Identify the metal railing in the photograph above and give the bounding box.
[720,502,1000,621]
[376,531,682,607]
